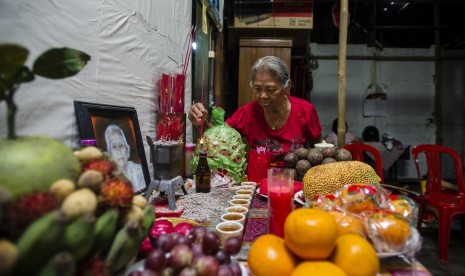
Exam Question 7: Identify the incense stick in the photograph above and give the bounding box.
[200,59,205,136]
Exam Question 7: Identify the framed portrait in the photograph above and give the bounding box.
[74,101,150,194]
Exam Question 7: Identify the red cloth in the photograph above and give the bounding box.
[258,178,302,196]
[226,96,322,164]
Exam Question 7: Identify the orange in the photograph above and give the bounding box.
[329,211,366,237]
[367,211,411,251]
[284,208,338,260]
[247,234,298,276]
[330,234,380,276]
[291,261,347,276]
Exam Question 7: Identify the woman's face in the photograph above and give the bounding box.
[109,131,129,170]
[251,71,287,111]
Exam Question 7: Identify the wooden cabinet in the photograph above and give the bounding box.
[238,38,293,107]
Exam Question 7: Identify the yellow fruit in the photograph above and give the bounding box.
[329,211,365,237]
[50,178,76,200]
[339,183,384,214]
[247,234,298,276]
[330,234,380,276]
[291,261,347,276]
[132,194,148,208]
[302,161,380,199]
[284,208,338,260]
[367,211,411,251]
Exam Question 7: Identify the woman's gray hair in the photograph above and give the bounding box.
[249,56,291,89]
[105,124,130,154]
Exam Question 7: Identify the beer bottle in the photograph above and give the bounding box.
[195,151,211,193]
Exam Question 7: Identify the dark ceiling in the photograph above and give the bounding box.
[226,0,465,50]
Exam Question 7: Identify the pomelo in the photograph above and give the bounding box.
[0,136,81,198]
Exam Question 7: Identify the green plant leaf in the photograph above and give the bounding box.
[32,48,91,79]
[0,44,29,77]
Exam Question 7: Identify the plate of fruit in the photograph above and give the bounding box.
[127,221,247,275]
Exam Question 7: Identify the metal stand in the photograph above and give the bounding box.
[145,175,186,210]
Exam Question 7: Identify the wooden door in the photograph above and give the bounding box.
[238,38,293,107]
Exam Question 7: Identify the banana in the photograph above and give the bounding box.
[63,212,96,261]
[105,220,143,274]
[0,239,18,275]
[141,204,155,237]
[13,210,67,275]
[37,251,76,276]
[91,208,119,255]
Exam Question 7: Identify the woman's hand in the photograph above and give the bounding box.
[188,103,208,127]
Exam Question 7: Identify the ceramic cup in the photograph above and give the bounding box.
[216,221,244,244]
[232,194,252,201]
[225,205,249,215]
[221,212,246,225]
[229,199,251,208]
[239,184,255,191]
[235,189,254,196]
[241,181,258,189]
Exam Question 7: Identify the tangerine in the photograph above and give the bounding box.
[291,261,347,276]
[330,234,380,276]
[329,211,366,237]
[284,208,338,260]
[247,234,298,276]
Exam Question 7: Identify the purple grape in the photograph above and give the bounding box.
[223,237,242,256]
[178,266,198,276]
[202,230,220,255]
[191,243,204,262]
[217,264,234,276]
[215,249,231,265]
[229,262,242,276]
[144,248,167,272]
[174,235,191,246]
[141,269,158,276]
[193,255,219,276]
[155,234,175,253]
[168,244,193,270]
[188,226,207,244]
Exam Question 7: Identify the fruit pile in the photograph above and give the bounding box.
[0,146,154,276]
[248,208,379,276]
[131,220,244,276]
[284,147,353,181]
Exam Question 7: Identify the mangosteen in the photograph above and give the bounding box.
[284,152,298,168]
[321,157,337,164]
[307,148,324,166]
[321,147,337,159]
[335,148,353,161]
[295,159,311,175]
[294,147,310,160]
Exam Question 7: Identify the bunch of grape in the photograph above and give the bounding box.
[131,226,243,276]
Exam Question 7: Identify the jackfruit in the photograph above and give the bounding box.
[302,161,381,199]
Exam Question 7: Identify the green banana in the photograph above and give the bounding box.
[37,251,76,276]
[13,210,67,275]
[105,220,143,274]
[91,208,119,255]
[62,212,96,261]
[140,204,155,237]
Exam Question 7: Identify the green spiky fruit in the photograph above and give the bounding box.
[0,136,81,198]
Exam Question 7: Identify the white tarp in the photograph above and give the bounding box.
[0,0,193,178]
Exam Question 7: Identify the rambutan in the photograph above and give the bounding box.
[100,179,134,207]
[82,159,116,180]
[7,191,59,238]
[77,254,109,276]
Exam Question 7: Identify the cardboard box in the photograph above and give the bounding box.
[234,0,313,29]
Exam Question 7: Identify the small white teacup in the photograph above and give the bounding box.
[229,199,251,208]
[221,212,246,225]
[216,221,244,244]
[235,189,254,196]
[232,194,252,201]
[225,205,249,215]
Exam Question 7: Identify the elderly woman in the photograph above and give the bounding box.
[105,124,145,191]
[188,56,322,164]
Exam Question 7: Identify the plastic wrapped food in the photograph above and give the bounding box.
[366,210,421,254]
[191,107,247,184]
[329,210,366,238]
[306,194,339,211]
[337,183,388,215]
[387,194,419,226]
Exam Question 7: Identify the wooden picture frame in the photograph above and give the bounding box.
[74,101,150,194]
